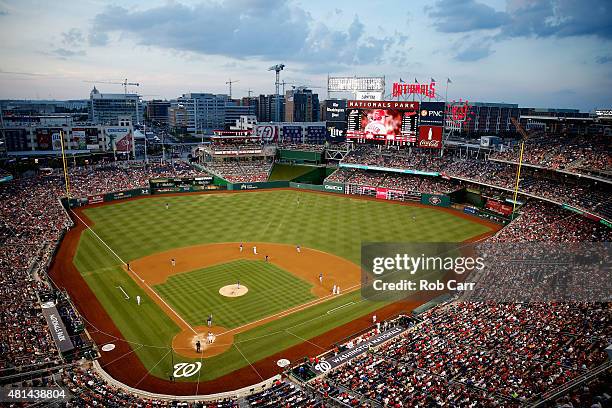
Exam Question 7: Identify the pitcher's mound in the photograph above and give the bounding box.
[219,284,248,297]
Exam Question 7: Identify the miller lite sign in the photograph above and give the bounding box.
[417,126,443,149]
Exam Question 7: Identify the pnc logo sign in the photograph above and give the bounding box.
[419,102,446,126]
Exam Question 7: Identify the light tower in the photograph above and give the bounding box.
[268,64,285,122]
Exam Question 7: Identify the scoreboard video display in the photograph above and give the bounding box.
[346,100,419,144]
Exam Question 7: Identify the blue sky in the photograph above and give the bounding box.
[0,0,610,111]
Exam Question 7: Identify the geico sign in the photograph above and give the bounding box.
[325,184,343,191]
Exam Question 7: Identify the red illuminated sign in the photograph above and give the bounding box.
[417,126,443,149]
[392,81,436,98]
[445,99,473,126]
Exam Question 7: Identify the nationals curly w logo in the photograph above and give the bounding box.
[314,360,332,373]
[173,362,202,378]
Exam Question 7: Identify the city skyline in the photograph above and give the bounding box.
[0,0,610,111]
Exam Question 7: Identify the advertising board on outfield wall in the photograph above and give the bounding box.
[421,193,451,207]
[323,182,345,194]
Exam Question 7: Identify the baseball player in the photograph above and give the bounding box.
[265,255,269,262]
[166,202,169,210]
[332,285,337,295]
[171,258,176,267]
[253,245,257,255]
[196,340,201,353]
[296,244,301,253]
[364,109,387,136]
[337,286,341,294]
[237,279,240,289]
[372,314,377,324]
[240,243,243,252]
[207,314,213,327]
[207,332,214,344]
[319,273,323,285]
[136,295,141,305]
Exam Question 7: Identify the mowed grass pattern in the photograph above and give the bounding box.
[77,190,490,268]
[154,260,315,328]
[73,189,494,381]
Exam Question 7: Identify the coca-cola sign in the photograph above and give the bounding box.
[417,126,443,149]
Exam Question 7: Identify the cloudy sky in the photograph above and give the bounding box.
[0,0,610,111]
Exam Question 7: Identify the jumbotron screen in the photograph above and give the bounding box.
[346,100,419,144]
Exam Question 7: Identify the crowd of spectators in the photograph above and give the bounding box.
[277,143,325,152]
[310,300,610,406]
[490,133,611,178]
[338,146,611,220]
[325,169,455,195]
[0,156,610,406]
[490,201,612,243]
[202,160,272,183]
[0,161,204,377]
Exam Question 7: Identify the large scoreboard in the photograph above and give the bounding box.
[346,100,419,145]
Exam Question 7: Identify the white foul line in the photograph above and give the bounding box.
[326,302,355,315]
[116,286,130,300]
[71,210,197,334]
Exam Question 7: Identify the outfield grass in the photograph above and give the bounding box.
[154,259,316,328]
[267,163,315,181]
[73,189,493,381]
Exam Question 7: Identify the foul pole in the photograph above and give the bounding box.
[59,130,71,199]
[511,140,526,219]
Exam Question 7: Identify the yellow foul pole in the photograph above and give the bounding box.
[59,130,71,199]
[511,140,525,218]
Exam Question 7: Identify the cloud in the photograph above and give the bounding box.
[88,31,109,46]
[502,0,612,40]
[89,1,405,68]
[0,10,8,16]
[427,0,510,33]
[454,42,495,61]
[596,55,612,64]
[427,0,612,40]
[61,28,84,47]
[50,48,86,58]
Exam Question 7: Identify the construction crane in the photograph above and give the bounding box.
[84,78,140,95]
[268,64,285,122]
[225,78,239,99]
[281,80,295,95]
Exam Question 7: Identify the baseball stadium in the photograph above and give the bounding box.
[2,117,611,406]
[1,2,612,406]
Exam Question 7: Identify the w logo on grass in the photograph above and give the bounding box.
[173,362,202,378]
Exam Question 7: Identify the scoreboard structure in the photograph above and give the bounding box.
[346,100,419,145]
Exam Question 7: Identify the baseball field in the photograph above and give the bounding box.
[57,188,497,391]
